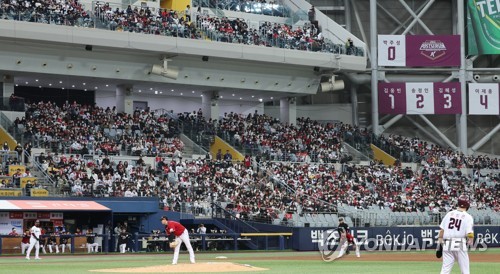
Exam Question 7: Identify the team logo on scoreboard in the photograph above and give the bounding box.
[419,40,447,60]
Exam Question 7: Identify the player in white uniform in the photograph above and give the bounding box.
[438,195,474,274]
[26,220,42,260]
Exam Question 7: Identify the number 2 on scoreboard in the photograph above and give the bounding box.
[416,94,424,108]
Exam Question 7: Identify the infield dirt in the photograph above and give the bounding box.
[90,262,268,273]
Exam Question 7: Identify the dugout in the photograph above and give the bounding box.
[0,199,112,254]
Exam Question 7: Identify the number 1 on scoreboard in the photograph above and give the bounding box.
[388,94,395,109]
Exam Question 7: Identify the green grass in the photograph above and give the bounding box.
[0,249,498,274]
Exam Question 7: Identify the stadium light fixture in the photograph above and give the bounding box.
[151,58,179,80]
[320,75,345,92]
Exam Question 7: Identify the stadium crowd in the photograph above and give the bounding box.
[16,101,183,157]
[197,0,288,17]
[0,0,341,54]
[214,112,349,163]
[3,103,499,223]
[31,152,500,222]
[375,135,499,169]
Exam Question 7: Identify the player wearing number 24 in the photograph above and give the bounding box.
[437,195,474,274]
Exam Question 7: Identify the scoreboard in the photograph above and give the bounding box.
[377,34,499,116]
[378,35,460,67]
[378,83,500,115]
[468,83,500,115]
[378,82,461,114]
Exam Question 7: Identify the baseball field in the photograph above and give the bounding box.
[1,249,499,274]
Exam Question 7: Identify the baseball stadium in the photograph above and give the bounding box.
[0,0,499,273]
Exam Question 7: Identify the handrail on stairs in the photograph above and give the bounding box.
[211,202,259,232]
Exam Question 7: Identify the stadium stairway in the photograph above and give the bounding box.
[211,203,260,250]
[342,142,371,163]
[0,111,19,148]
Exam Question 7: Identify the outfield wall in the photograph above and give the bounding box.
[293,226,500,251]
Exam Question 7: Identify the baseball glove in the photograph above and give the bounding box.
[169,238,180,249]
[436,243,443,258]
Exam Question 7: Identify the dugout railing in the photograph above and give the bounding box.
[0,232,291,255]
[0,234,109,255]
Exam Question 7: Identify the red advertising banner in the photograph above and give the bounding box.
[50,212,64,220]
[9,212,23,219]
[378,82,462,114]
[406,35,460,67]
[37,212,51,219]
[8,200,110,211]
[52,220,63,226]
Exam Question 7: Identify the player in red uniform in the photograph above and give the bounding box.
[161,216,195,264]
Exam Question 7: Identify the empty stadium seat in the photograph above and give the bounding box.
[345,217,354,228]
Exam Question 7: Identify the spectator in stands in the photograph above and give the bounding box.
[23,142,32,164]
[346,38,354,55]
[224,150,233,163]
[12,168,22,188]
[1,141,9,163]
[24,180,34,196]
[216,149,222,161]
[14,142,23,159]
[185,5,191,22]
[22,168,33,178]
[308,6,315,22]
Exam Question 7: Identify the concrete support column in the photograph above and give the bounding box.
[351,85,358,126]
[280,97,297,125]
[457,0,468,154]
[254,102,264,116]
[1,75,15,110]
[202,91,219,121]
[116,84,133,114]
[369,0,379,135]
[2,75,15,98]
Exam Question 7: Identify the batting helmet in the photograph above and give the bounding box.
[457,195,470,209]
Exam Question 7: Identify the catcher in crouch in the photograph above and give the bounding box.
[336,217,360,258]
[161,216,195,265]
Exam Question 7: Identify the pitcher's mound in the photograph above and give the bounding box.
[90,262,268,273]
